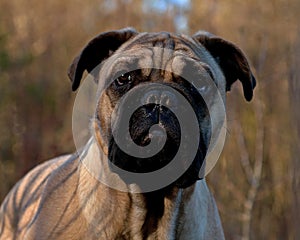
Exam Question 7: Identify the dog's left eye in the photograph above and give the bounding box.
[115,73,133,86]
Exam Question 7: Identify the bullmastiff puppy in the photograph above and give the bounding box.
[0,28,256,239]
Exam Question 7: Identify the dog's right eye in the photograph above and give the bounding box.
[115,73,133,86]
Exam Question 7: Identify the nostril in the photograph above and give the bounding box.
[160,91,177,108]
[141,90,177,108]
[142,90,160,105]
[148,95,157,104]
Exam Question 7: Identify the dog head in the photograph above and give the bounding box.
[68,28,256,189]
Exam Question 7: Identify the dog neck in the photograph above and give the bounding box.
[77,138,197,239]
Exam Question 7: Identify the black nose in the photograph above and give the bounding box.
[142,90,177,108]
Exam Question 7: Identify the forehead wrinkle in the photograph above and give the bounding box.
[116,33,214,83]
[121,34,176,78]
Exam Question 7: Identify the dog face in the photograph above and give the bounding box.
[68,28,256,188]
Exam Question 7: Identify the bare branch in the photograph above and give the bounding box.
[235,119,254,185]
[241,95,265,240]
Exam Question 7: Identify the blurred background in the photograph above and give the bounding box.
[0,0,299,239]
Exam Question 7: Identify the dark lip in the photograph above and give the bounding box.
[107,120,206,189]
[104,81,210,187]
[139,126,166,147]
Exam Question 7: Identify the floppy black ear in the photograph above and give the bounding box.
[68,28,138,91]
[193,31,256,101]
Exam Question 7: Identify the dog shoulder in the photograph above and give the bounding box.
[196,180,225,240]
[0,154,76,239]
[178,180,225,239]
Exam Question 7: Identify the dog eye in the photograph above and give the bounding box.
[198,85,212,95]
[115,73,133,86]
[198,86,207,93]
[202,65,214,80]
